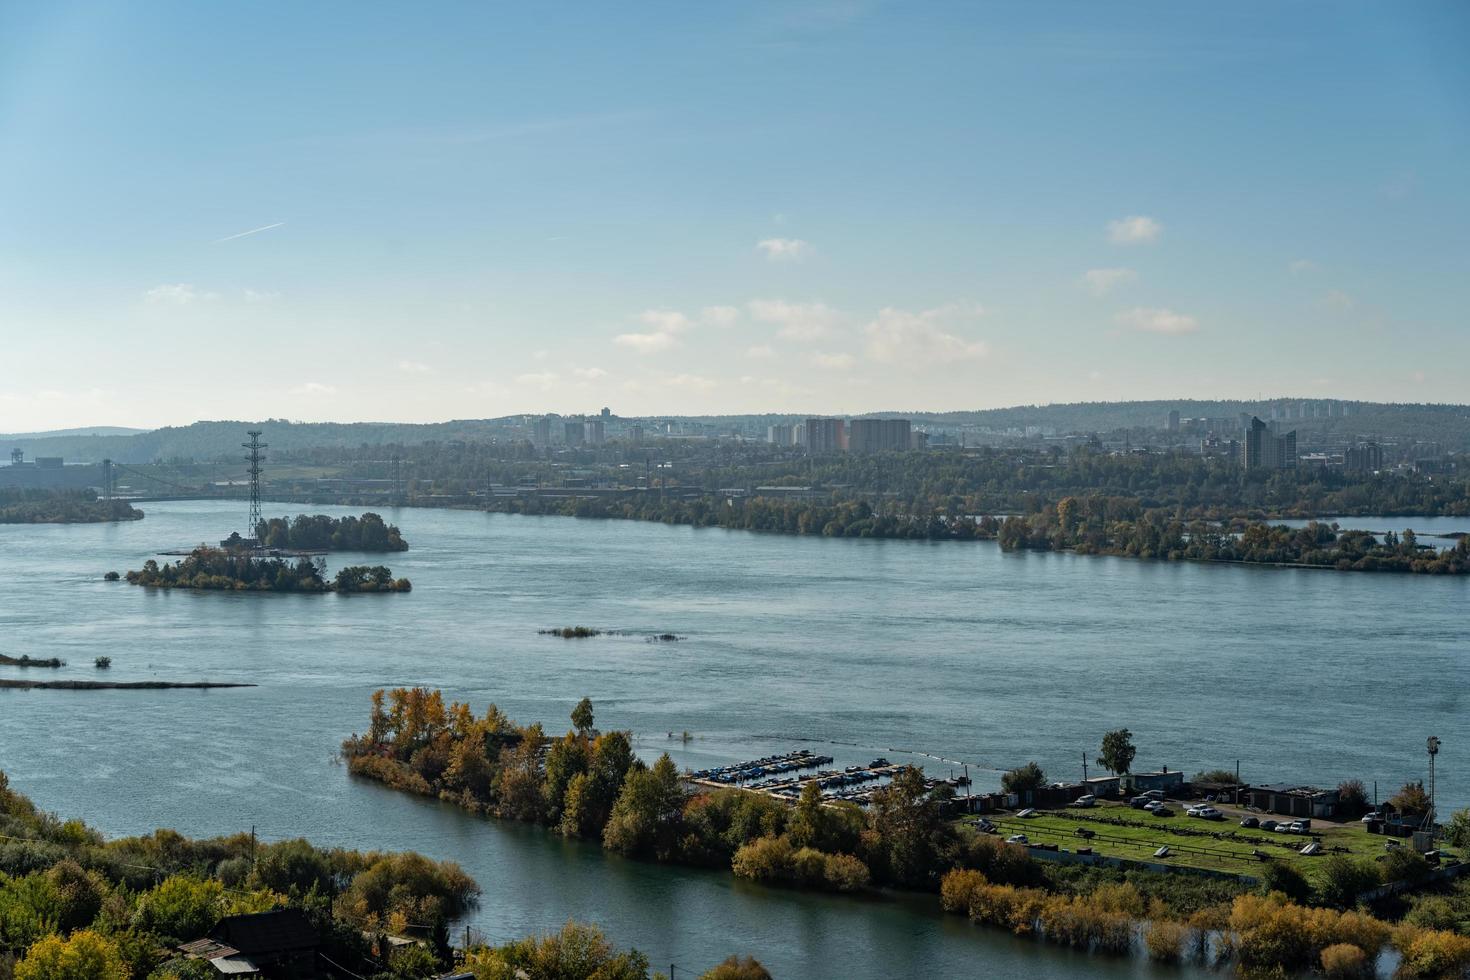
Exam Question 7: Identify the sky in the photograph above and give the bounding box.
[1,1,1467,430]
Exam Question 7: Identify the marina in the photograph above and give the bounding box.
[690,750,971,805]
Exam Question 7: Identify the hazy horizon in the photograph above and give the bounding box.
[2,2,1466,431]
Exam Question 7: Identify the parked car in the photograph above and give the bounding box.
[1006,834,1029,845]
[1130,796,1151,809]
[1260,819,1278,831]
[1071,794,1096,808]
[1361,811,1382,823]
[1240,816,1260,828]
[1152,806,1174,817]
[1192,806,1223,820]
[1145,790,1166,801]
[1287,820,1308,834]
[1143,800,1163,812]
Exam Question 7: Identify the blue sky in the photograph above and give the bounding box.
[1,1,1466,428]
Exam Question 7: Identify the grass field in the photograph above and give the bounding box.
[975,802,1443,882]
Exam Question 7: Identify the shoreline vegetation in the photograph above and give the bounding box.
[0,679,256,690]
[0,655,64,669]
[124,547,411,593]
[0,488,143,524]
[0,769,769,980]
[342,691,1470,979]
[481,496,1470,575]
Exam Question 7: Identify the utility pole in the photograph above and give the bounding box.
[250,825,256,869]
[243,430,267,548]
[1426,737,1440,831]
[1082,752,1088,784]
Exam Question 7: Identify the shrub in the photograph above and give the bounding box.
[1318,942,1367,979]
[958,833,1041,887]
[1314,856,1380,909]
[821,853,870,893]
[1259,861,1312,905]
[699,955,772,980]
[15,929,128,980]
[731,837,794,885]
[1142,919,1187,962]
[1382,846,1430,884]
[940,870,988,914]
[1393,926,1470,979]
[1405,895,1461,932]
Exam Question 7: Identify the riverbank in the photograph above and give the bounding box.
[0,679,256,690]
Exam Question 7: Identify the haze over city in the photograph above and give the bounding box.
[3,1,1468,431]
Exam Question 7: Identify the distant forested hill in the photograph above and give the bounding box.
[7,400,1470,462]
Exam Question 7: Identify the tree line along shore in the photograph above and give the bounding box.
[0,770,770,980]
[342,690,1470,979]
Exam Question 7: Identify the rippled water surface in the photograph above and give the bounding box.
[2,500,1464,977]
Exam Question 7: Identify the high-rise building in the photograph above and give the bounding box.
[564,421,585,447]
[1241,416,1297,470]
[767,424,794,446]
[532,417,552,447]
[1167,410,1181,433]
[630,425,644,444]
[805,418,846,453]
[600,407,611,419]
[1345,442,1383,473]
[586,420,605,445]
[848,418,912,453]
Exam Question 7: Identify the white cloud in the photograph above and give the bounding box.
[1323,290,1355,312]
[144,283,217,305]
[1288,258,1318,275]
[864,304,989,364]
[398,360,432,374]
[242,288,280,303]
[757,237,812,261]
[531,349,549,360]
[1114,307,1198,335]
[745,344,775,359]
[1107,215,1162,245]
[292,381,337,396]
[663,373,718,391]
[700,305,740,327]
[1080,268,1137,295]
[571,366,608,380]
[515,371,560,389]
[748,299,843,340]
[637,309,692,333]
[811,351,856,370]
[614,331,678,353]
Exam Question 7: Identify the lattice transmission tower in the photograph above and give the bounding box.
[243,430,267,545]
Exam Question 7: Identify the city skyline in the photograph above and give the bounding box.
[2,1,1467,430]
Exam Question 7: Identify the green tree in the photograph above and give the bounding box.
[1097,729,1137,776]
[131,877,223,942]
[602,755,686,859]
[15,930,130,980]
[1390,780,1431,816]
[570,698,595,736]
[1314,856,1381,909]
[866,766,952,888]
[1444,807,1470,848]
[1001,762,1046,795]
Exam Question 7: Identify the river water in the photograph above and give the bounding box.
[2,501,1465,977]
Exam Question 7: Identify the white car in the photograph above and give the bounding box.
[1006,834,1029,845]
[1071,794,1096,808]
[1192,806,1223,820]
[1143,800,1163,812]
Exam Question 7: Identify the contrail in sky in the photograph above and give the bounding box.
[214,221,285,243]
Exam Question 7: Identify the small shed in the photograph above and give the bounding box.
[1246,784,1341,819]
[1082,776,1121,799]
[183,909,319,978]
[1122,770,1186,795]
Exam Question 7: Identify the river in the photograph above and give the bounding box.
[2,501,1465,977]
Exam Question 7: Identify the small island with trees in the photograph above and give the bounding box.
[0,487,142,524]
[125,547,411,593]
[235,512,409,552]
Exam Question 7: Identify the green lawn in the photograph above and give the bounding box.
[973,803,1437,882]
